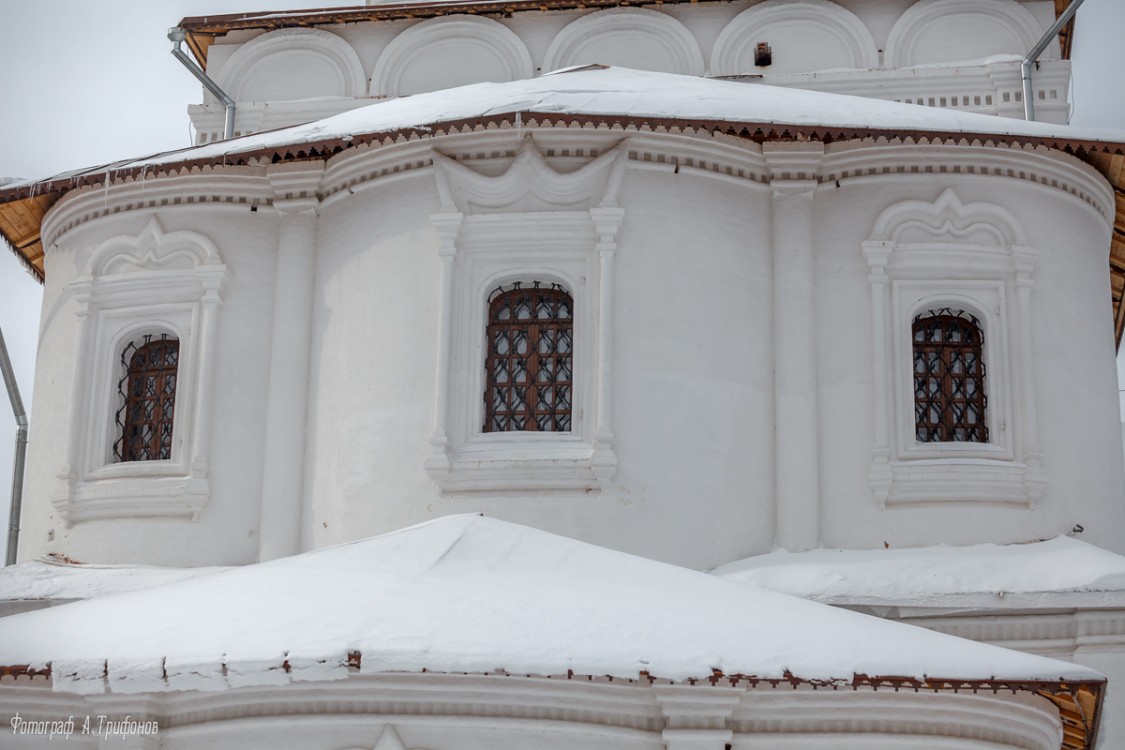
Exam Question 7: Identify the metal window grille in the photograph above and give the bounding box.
[484,282,573,432]
[912,308,988,443]
[113,334,179,462]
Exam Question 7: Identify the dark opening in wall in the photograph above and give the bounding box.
[755,42,772,67]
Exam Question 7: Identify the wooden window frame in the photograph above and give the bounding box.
[912,309,988,443]
[115,335,180,462]
[483,283,573,433]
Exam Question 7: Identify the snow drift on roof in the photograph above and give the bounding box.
[10,66,1125,190]
[0,559,229,602]
[0,515,1101,695]
[713,535,1125,604]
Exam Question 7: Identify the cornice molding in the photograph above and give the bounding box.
[39,129,1114,254]
[822,141,1113,225]
[43,169,273,250]
[0,672,1066,750]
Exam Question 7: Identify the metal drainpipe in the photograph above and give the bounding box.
[1,325,27,566]
[1022,0,1086,121]
[168,27,236,140]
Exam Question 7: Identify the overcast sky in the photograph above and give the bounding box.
[1,1,1123,563]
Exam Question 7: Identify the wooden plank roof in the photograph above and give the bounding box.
[177,0,1081,71]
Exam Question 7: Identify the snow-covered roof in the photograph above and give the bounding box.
[0,515,1102,696]
[0,558,229,602]
[5,66,1125,195]
[23,66,1125,182]
[4,65,1125,285]
[712,536,1125,607]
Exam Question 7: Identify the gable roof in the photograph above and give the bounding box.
[2,65,1124,341]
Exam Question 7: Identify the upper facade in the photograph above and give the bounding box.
[181,0,1074,143]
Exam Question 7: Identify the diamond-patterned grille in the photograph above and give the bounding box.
[484,282,573,432]
[912,309,988,443]
[113,334,179,461]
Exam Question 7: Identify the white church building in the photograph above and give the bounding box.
[1,0,1125,748]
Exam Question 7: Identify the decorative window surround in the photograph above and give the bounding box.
[55,217,226,524]
[425,137,625,492]
[865,189,1045,508]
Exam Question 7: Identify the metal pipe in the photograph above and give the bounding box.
[168,27,237,139]
[0,325,28,566]
[1022,0,1086,121]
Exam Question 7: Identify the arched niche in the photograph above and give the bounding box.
[711,0,877,76]
[216,28,366,102]
[371,16,534,97]
[885,0,1043,68]
[542,8,704,76]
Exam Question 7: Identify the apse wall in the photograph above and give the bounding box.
[811,144,1125,553]
[19,126,1123,570]
[21,173,281,566]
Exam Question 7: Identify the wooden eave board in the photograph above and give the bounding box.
[1053,0,1079,59]
[0,193,54,281]
[179,0,1081,69]
[1084,151,1125,345]
[1036,682,1103,750]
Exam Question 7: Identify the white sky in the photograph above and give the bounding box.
[0,1,1123,563]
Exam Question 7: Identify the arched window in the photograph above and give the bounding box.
[484,282,573,432]
[913,308,987,443]
[113,334,179,461]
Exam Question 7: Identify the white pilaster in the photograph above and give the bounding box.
[589,206,624,483]
[424,212,463,481]
[258,162,324,561]
[764,142,824,551]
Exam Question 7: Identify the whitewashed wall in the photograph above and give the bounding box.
[18,124,1123,569]
[20,176,280,566]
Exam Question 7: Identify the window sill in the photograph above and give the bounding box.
[425,437,616,493]
[869,456,1047,509]
[54,471,209,525]
[898,440,1012,461]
